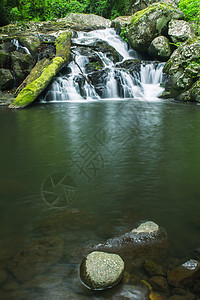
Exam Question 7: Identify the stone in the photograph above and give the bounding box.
[161,38,200,100]
[0,68,14,90]
[168,259,200,288]
[148,35,171,61]
[0,50,9,68]
[144,260,165,277]
[80,251,124,290]
[111,16,132,34]
[127,2,184,53]
[93,221,169,268]
[149,275,169,292]
[64,13,111,30]
[18,34,41,54]
[11,51,35,85]
[9,237,64,282]
[168,19,194,43]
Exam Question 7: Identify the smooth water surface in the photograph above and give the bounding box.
[0,99,200,298]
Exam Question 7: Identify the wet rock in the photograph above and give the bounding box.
[148,36,171,61]
[168,19,194,43]
[73,47,104,73]
[144,260,165,277]
[64,13,111,31]
[90,40,123,63]
[167,259,200,288]
[149,276,169,292]
[127,2,184,53]
[80,251,124,290]
[11,51,35,85]
[116,59,141,77]
[111,16,132,34]
[161,38,200,101]
[0,50,9,68]
[0,68,14,90]
[9,237,64,282]
[93,221,169,268]
[18,34,41,55]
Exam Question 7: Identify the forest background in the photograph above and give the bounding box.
[0,0,199,33]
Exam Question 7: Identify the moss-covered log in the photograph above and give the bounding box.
[9,31,71,109]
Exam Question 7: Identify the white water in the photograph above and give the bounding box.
[12,39,31,55]
[42,28,165,102]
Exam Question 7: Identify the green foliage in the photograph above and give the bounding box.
[120,27,128,43]
[179,0,200,35]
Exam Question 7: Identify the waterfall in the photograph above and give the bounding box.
[41,28,164,102]
[11,39,31,55]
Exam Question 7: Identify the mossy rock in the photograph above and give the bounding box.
[127,2,184,53]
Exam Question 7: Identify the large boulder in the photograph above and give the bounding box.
[148,35,172,61]
[0,68,14,90]
[18,34,41,55]
[92,221,169,268]
[80,251,124,290]
[9,31,71,108]
[64,13,111,31]
[127,2,184,53]
[161,37,200,101]
[168,19,194,43]
[0,50,9,68]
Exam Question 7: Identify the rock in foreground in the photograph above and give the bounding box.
[93,221,169,267]
[80,251,124,290]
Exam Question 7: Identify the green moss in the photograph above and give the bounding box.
[55,31,72,61]
[9,56,64,108]
[130,2,180,25]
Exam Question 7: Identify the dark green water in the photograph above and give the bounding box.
[0,99,200,298]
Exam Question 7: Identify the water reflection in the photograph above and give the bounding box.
[0,100,200,298]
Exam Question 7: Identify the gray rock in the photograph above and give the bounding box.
[0,50,9,68]
[127,2,184,53]
[18,34,41,54]
[111,16,132,34]
[168,19,194,43]
[64,13,111,30]
[0,68,14,90]
[9,237,64,282]
[11,51,35,85]
[148,35,171,61]
[162,38,200,100]
[80,251,124,290]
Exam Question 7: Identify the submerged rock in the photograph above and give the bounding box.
[168,259,200,288]
[127,2,184,53]
[148,35,171,61]
[80,251,124,290]
[9,237,64,282]
[93,221,169,268]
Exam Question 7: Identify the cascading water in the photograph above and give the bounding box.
[41,28,165,102]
